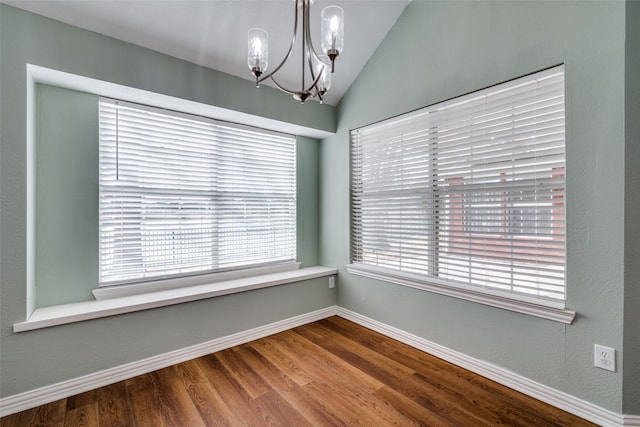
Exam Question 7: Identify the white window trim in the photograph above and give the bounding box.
[347,263,575,324]
[23,64,336,327]
[14,266,337,333]
[349,66,569,317]
[26,64,333,139]
[93,262,301,300]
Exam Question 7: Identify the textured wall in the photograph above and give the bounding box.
[623,0,640,415]
[35,85,99,307]
[321,0,626,412]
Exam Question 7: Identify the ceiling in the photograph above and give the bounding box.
[3,0,410,106]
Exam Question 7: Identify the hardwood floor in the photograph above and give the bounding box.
[1,316,596,426]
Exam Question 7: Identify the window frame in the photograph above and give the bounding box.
[20,64,334,327]
[348,65,575,323]
[98,98,298,289]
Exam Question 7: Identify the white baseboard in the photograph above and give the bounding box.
[335,307,633,427]
[0,305,338,417]
[622,415,640,426]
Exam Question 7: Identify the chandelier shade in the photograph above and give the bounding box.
[315,55,332,93]
[247,0,344,104]
[320,5,344,70]
[247,28,268,77]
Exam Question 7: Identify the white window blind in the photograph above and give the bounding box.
[99,99,296,285]
[350,66,566,306]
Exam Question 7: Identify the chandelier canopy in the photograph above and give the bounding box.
[247,0,344,104]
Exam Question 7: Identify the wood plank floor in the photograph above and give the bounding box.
[1,316,596,427]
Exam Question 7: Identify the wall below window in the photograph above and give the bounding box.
[0,4,333,398]
[321,0,631,415]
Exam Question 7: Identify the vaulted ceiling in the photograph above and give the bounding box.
[3,0,410,106]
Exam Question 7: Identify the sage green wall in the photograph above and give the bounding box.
[624,0,640,415]
[0,4,334,398]
[35,85,99,307]
[321,0,627,413]
[297,136,321,269]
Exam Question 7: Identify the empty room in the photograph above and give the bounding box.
[1,0,639,425]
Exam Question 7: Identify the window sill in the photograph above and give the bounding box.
[346,264,576,324]
[93,262,302,300]
[14,266,337,333]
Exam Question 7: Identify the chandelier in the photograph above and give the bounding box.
[247,0,344,104]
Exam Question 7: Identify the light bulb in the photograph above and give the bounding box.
[252,38,262,54]
[330,16,339,32]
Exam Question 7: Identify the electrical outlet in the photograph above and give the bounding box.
[594,344,616,372]
[329,276,335,289]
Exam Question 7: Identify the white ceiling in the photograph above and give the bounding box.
[3,0,410,106]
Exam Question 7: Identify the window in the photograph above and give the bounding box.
[99,99,296,286]
[350,66,566,308]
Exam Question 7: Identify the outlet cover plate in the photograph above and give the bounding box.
[594,344,616,372]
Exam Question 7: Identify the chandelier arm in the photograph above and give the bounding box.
[302,0,327,95]
[305,65,324,94]
[303,0,318,88]
[298,0,322,96]
[303,0,325,67]
[269,49,320,98]
[268,76,300,96]
[257,0,300,84]
[301,0,307,92]
[306,52,316,85]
